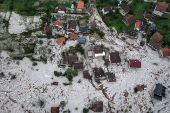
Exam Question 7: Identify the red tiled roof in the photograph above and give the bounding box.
[129,59,141,68]
[156,1,168,13]
[58,37,65,44]
[135,21,141,29]
[43,26,50,34]
[77,1,84,9]
[54,21,63,27]
[70,33,78,39]
[160,47,170,57]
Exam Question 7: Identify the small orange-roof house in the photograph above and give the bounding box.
[54,21,63,28]
[134,21,141,31]
[70,33,78,40]
[77,1,84,11]
[58,37,65,44]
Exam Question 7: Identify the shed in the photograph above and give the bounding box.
[106,72,116,82]
[154,84,166,101]
[83,70,91,78]
[92,101,103,112]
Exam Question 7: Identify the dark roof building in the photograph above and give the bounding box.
[92,101,103,112]
[110,52,121,63]
[144,13,155,23]
[125,29,138,38]
[83,70,91,78]
[94,46,103,54]
[93,68,105,78]
[153,1,168,16]
[79,26,89,33]
[57,6,66,13]
[73,62,84,70]
[106,72,116,82]
[51,107,59,113]
[149,32,163,50]
[69,46,76,52]
[159,47,170,57]
[129,59,141,68]
[119,6,130,16]
[63,55,78,64]
[154,84,166,101]
[122,14,135,26]
[68,20,77,32]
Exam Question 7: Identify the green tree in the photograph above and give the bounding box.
[75,43,85,54]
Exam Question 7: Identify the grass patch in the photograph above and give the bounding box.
[96,0,152,33]
[32,62,37,66]
[154,18,170,47]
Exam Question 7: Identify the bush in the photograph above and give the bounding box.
[38,99,45,108]
[11,75,16,80]
[83,108,89,113]
[63,82,72,85]
[32,62,38,66]
[75,43,85,54]
[39,40,43,45]
[54,71,58,76]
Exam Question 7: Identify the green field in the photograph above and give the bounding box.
[96,0,152,33]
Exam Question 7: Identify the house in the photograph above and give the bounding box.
[83,70,91,78]
[149,32,163,50]
[159,47,170,57]
[43,26,51,35]
[57,6,66,13]
[153,1,168,16]
[140,25,148,35]
[77,1,84,11]
[119,6,130,16]
[129,59,141,68]
[63,55,78,64]
[134,21,141,31]
[69,46,76,53]
[68,20,77,32]
[93,68,105,78]
[154,84,166,101]
[122,14,135,26]
[51,107,59,113]
[73,62,84,70]
[124,29,138,38]
[77,37,86,44]
[143,13,155,24]
[58,37,65,45]
[106,72,116,82]
[109,52,121,64]
[92,101,103,112]
[93,46,105,57]
[91,21,96,28]
[79,26,89,33]
[102,6,112,15]
[69,33,78,40]
[53,21,63,29]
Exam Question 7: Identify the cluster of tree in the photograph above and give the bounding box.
[90,26,105,38]
[75,43,85,54]
[54,68,78,81]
